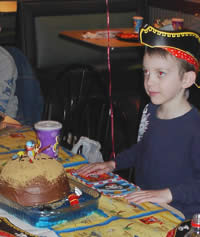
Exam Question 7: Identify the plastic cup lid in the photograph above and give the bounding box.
[34,120,62,131]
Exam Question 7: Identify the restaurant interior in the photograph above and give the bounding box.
[1,0,200,175]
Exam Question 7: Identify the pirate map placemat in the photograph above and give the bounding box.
[52,194,183,237]
[59,150,88,168]
[70,171,139,197]
[54,214,180,237]
[0,127,36,154]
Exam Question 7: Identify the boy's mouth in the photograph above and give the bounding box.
[148,91,159,96]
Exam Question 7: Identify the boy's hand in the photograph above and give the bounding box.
[125,188,172,204]
[76,161,116,176]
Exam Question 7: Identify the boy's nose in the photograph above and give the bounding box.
[146,73,156,87]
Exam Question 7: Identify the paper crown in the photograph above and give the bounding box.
[140,25,200,71]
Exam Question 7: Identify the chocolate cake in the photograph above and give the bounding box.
[0,153,70,206]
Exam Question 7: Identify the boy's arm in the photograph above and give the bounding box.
[125,188,172,204]
[114,141,142,171]
[169,135,200,204]
[114,103,151,171]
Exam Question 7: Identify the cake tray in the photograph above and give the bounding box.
[0,178,101,228]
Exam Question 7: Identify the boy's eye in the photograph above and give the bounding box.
[143,69,149,76]
[158,71,166,77]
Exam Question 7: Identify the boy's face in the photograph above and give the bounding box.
[143,52,186,106]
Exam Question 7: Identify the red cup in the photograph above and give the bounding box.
[172,18,184,31]
[133,16,144,33]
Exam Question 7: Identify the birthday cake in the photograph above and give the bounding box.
[0,152,70,206]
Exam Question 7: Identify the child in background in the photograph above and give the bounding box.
[77,25,200,219]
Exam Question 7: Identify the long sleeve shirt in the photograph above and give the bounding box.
[5,47,44,125]
[0,47,18,118]
[115,103,200,219]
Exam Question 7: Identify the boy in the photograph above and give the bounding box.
[77,25,200,219]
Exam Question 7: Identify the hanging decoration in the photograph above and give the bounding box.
[106,0,116,159]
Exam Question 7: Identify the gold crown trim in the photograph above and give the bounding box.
[140,25,200,42]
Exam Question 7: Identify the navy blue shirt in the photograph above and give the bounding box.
[115,103,200,219]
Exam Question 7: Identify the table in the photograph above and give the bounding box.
[0,127,185,237]
[59,28,143,51]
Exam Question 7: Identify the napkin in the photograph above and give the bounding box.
[82,30,120,39]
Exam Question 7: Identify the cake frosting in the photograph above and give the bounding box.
[0,153,70,206]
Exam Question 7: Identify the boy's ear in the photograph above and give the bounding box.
[182,71,196,88]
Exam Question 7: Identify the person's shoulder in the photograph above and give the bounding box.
[190,105,200,119]
[187,105,200,132]
[189,107,200,142]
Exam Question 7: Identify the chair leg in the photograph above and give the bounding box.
[42,97,52,120]
[128,167,134,182]
[101,109,111,160]
[97,103,107,142]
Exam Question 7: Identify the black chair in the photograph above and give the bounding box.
[51,64,109,151]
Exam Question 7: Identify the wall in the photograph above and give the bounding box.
[0,13,16,45]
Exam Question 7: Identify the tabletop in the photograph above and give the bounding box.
[59,28,143,51]
[0,126,185,237]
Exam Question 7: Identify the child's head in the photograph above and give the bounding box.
[139,25,200,105]
[145,47,196,77]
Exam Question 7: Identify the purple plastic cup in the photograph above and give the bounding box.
[34,120,62,159]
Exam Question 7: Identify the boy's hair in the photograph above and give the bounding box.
[145,47,196,76]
